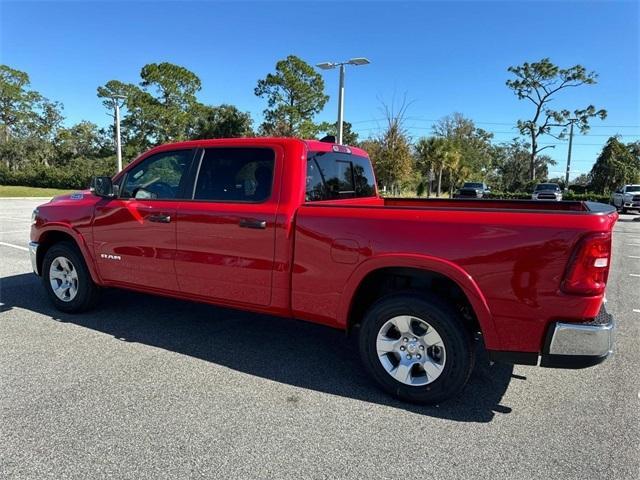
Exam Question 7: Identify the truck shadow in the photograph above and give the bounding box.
[1,272,515,423]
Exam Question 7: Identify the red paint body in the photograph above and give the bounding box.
[31,138,618,354]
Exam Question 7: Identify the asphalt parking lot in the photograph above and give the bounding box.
[1,198,639,480]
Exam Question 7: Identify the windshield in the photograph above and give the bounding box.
[625,185,640,192]
[535,183,559,191]
[463,183,484,189]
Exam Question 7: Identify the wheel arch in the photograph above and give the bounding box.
[338,254,499,350]
[35,226,101,284]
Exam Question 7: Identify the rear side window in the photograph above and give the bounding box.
[306,152,376,201]
[193,148,275,202]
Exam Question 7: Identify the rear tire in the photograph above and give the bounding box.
[42,241,99,313]
[358,292,474,404]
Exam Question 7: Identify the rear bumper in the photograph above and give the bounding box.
[29,241,39,275]
[540,305,614,368]
[488,304,614,369]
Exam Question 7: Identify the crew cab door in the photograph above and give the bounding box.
[92,148,196,291]
[175,146,280,306]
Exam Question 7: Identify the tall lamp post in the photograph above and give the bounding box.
[107,94,127,173]
[316,57,370,144]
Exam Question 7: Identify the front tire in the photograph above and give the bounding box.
[42,241,99,313]
[358,292,474,404]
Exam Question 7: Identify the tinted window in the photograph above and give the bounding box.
[625,185,640,192]
[193,148,274,202]
[535,183,560,191]
[121,150,193,199]
[306,152,376,201]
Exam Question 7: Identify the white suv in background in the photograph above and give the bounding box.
[611,184,640,214]
[532,183,563,201]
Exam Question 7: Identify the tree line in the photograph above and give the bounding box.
[1,57,638,193]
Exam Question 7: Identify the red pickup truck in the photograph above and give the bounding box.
[29,137,617,404]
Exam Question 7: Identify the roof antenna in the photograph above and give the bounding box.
[319,135,336,144]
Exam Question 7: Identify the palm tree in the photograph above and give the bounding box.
[449,154,469,198]
[415,137,434,197]
[415,137,449,197]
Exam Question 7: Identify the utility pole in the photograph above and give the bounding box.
[316,58,370,145]
[565,119,576,187]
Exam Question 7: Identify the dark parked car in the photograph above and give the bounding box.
[455,182,491,198]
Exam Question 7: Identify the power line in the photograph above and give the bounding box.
[349,116,640,129]
[352,123,640,144]
[354,124,639,138]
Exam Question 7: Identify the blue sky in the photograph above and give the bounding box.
[2,0,638,178]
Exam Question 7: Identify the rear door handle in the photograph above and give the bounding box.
[239,218,266,229]
[148,214,171,223]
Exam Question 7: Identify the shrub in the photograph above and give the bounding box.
[488,191,611,204]
[0,157,117,190]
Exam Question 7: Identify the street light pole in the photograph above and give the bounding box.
[114,101,123,173]
[337,64,345,145]
[316,58,370,145]
[108,94,127,173]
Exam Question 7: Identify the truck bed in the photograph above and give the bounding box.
[385,197,613,213]
[291,197,617,353]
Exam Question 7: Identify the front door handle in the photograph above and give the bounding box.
[239,218,266,229]
[148,214,171,223]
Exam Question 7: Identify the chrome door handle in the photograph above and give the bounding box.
[239,218,266,229]
[148,214,171,223]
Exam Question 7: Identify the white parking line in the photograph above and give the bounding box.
[634,309,640,313]
[629,256,640,259]
[630,274,640,278]
[0,241,28,252]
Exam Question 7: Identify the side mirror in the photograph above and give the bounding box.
[91,176,114,197]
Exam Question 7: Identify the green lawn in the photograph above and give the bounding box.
[0,185,75,197]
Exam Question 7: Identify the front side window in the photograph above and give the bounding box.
[306,152,376,201]
[193,148,275,202]
[121,150,193,200]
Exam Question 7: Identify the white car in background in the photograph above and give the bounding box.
[611,184,640,214]
[531,183,563,201]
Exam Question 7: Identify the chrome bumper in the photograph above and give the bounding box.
[29,241,39,275]
[540,305,614,368]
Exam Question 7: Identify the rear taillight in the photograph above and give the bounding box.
[561,232,612,296]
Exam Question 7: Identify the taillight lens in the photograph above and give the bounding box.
[561,232,612,296]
